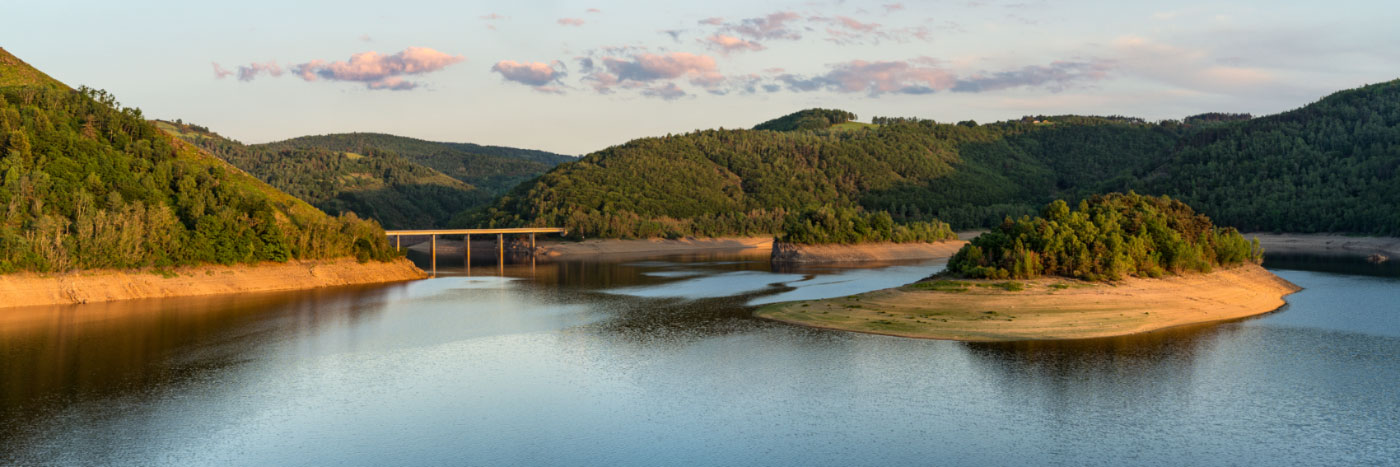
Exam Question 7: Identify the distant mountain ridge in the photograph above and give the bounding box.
[263,133,573,194]
[160,122,489,229]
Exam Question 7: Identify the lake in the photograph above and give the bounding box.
[2,252,1397,466]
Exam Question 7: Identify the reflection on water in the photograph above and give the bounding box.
[2,251,1398,465]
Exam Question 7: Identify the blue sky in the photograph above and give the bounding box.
[5,0,1398,154]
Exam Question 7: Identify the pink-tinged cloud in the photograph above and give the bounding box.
[236,61,283,81]
[480,13,504,20]
[291,47,465,91]
[586,8,601,13]
[582,71,620,93]
[581,52,726,99]
[212,62,233,79]
[366,77,416,91]
[778,58,1113,95]
[703,34,765,54]
[492,60,567,92]
[779,60,955,95]
[882,3,904,12]
[558,18,585,26]
[833,16,879,32]
[698,17,724,26]
[601,52,722,85]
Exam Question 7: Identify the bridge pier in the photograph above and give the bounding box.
[381,228,567,277]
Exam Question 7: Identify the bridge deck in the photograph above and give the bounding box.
[384,228,566,276]
[384,228,566,236]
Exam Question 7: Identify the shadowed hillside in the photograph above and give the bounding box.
[264,133,573,194]
[161,122,489,229]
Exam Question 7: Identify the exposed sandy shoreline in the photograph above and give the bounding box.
[771,240,967,263]
[757,263,1300,342]
[0,258,426,309]
[1249,233,1399,259]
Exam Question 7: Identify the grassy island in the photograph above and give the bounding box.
[758,193,1301,340]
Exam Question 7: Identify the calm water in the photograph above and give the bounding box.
[2,252,1397,466]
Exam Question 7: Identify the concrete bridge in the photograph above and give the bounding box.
[384,228,568,275]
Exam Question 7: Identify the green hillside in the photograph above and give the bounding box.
[471,81,1400,238]
[162,122,488,229]
[0,47,395,273]
[262,133,573,194]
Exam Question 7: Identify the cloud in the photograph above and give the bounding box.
[237,61,283,81]
[727,11,802,40]
[779,60,955,95]
[367,77,415,91]
[578,51,727,98]
[600,52,722,85]
[492,60,568,92]
[1111,35,1275,93]
[777,58,1111,96]
[212,62,233,79]
[290,47,465,90]
[813,15,930,44]
[480,13,504,20]
[558,18,585,26]
[883,3,905,12]
[950,61,1114,92]
[641,82,686,100]
[832,16,880,33]
[698,17,724,26]
[661,29,685,42]
[358,33,372,42]
[586,8,601,13]
[703,34,765,54]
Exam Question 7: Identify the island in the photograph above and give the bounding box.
[757,193,1302,341]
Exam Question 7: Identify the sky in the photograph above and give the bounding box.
[5,0,1399,155]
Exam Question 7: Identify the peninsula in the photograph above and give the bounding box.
[758,193,1302,341]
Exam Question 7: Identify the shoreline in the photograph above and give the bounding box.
[756,263,1300,342]
[771,240,967,263]
[1249,233,1399,260]
[0,258,426,309]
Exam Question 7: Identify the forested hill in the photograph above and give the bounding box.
[471,80,1400,238]
[0,48,395,273]
[1137,80,1400,234]
[261,133,574,194]
[161,122,488,229]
